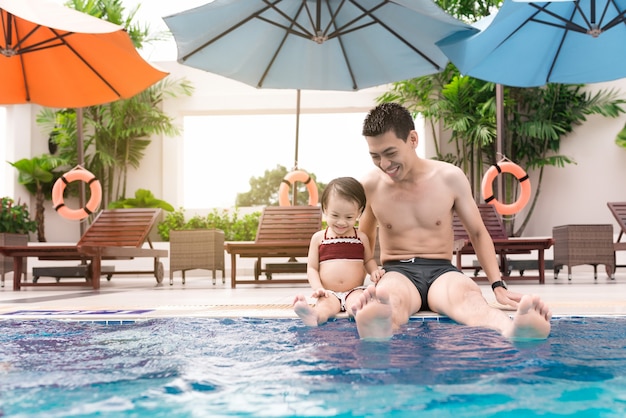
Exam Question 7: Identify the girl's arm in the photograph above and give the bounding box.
[306,231,328,296]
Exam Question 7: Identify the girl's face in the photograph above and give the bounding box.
[324,193,361,236]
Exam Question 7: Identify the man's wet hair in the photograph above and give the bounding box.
[362,102,415,142]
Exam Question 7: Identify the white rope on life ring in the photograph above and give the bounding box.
[278,170,319,206]
[52,166,102,220]
[481,161,531,215]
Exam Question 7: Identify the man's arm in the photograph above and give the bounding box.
[358,202,377,256]
[451,169,522,307]
[456,199,502,283]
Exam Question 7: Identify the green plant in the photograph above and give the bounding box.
[381,76,625,236]
[0,197,38,235]
[108,189,175,211]
[378,0,626,236]
[158,208,260,241]
[36,0,194,209]
[207,209,261,241]
[10,155,67,242]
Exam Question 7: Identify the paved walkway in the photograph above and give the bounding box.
[1,264,624,321]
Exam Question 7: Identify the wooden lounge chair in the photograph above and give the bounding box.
[607,201,626,276]
[224,206,322,288]
[0,208,168,290]
[453,204,553,283]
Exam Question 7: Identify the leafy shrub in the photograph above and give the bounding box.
[158,208,260,241]
[0,197,37,234]
[108,189,175,211]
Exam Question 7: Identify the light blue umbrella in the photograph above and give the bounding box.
[437,0,626,87]
[164,0,476,171]
[163,0,476,91]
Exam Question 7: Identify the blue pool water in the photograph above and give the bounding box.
[1,316,626,417]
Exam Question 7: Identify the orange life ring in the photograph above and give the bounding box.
[278,170,319,206]
[52,167,102,220]
[481,161,531,215]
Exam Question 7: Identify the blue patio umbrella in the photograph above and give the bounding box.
[164,0,476,91]
[436,0,626,87]
[163,0,477,172]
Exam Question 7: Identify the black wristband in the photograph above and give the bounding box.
[491,280,507,291]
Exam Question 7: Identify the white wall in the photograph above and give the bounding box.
[529,93,626,235]
[158,61,390,213]
[4,62,626,241]
[3,61,388,241]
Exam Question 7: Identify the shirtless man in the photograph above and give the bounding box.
[351,102,551,340]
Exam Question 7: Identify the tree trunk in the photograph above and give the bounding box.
[35,184,46,242]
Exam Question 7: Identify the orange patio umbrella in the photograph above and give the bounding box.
[0,0,168,235]
[0,0,167,107]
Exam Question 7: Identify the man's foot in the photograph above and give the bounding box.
[351,284,393,340]
[293,295,320,326]
[506,294,552,340]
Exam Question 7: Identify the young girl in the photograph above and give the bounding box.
[293,177,384,326]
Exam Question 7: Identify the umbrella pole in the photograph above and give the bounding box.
[496,84,505,204]
[77,107,86,236]
[294,89,300,169]
[292,89,301,205]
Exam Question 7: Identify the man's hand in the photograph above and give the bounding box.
[494,287,523,309]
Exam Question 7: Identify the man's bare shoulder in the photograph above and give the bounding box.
[428,159,468,188]
[428,158,464,174]
[360,169,381,189]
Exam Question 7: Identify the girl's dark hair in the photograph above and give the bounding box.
[362,102,415,142]
[320,177,366,213]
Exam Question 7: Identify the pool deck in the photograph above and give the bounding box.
[1,262,625,322]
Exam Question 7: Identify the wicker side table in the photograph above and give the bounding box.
[169,229,225,285]
[553,224,615,280]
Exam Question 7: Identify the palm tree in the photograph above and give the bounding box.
[10,155,66,241]
[508,84,625,235]
[36,0,193,208]
[378,0,626,236]
[380,75,626,236]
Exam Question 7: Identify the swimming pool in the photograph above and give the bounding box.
[1,316,625,417]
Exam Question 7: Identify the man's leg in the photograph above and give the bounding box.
[427,272,551,339]
[351,272,422,339]
[344,289,367,320]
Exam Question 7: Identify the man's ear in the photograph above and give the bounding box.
[408,130,419,148]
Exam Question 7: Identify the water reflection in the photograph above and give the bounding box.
[0,317,625,417]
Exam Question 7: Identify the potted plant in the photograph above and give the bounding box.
[0,197,37,236]
[107,189,175,212]
[108,189,175,242]
[0,197,37,286]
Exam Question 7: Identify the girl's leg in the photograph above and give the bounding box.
[294,294,341,326]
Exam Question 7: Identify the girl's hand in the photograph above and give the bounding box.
[370,268,385,283]
[311,288,328,298]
